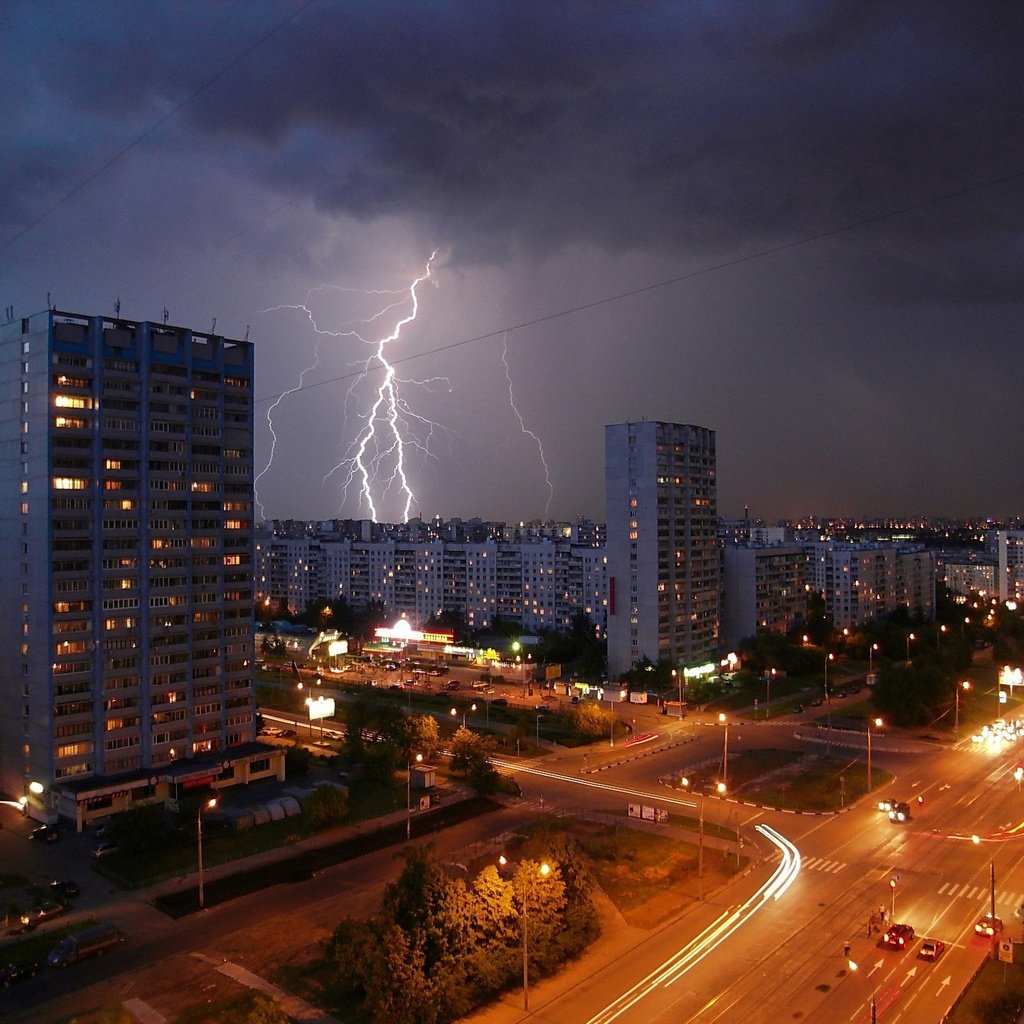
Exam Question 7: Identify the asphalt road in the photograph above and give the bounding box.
[4,701,1023,1023]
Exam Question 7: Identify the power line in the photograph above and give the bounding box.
[0,0,320,258]
[255,167,1024,406]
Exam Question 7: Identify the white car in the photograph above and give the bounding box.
[91,840,118,859]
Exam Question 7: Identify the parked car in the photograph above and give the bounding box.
[491,698,509,707]
[20,901,66,928]
[30,825,59,843]
[0,959,40,987]
[49,880,80,900]
[446,680,461,690]
[919,938,945,960]
[91,841,118,860]
[792,703,805,713]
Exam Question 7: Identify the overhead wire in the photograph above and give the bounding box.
[254,167,1024,406]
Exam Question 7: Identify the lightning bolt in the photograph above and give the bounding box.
[255,253,448,523]
[501,331,553,519]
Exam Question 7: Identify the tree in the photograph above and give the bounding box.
[405,713,440,761]
[872,661,953,727]
[302,784,348,829]
[448,727,498,792]
[570,699,615,740]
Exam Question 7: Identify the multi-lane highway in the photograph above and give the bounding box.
[3,701,1022,1023]
[494,714,1024,1023]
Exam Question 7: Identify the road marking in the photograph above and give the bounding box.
[938,882,951,895]
[937,976,951,997]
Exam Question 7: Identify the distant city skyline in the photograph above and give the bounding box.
[3,5,1023,522]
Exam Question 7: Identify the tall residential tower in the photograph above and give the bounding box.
[605,421,718,678]
[0,309,279,826]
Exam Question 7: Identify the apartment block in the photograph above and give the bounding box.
[0,309,281,825]
[605,421,718,678]
[720,543,806,649]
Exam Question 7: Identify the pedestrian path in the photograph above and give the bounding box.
[937,879,1024,911]
[801,855,848,874]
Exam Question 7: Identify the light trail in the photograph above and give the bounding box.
[489,757,697,810]
[583,824,801,1024]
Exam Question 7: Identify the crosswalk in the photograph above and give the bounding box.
[937,880,1024,910]
[778,855,1021,910]
[802,856,847,874]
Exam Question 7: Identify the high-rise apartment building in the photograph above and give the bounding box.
[605,421,718,678]
[0,309,280,826]
[720,542,807,650]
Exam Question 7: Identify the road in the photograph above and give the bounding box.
[4,702,1023,1023]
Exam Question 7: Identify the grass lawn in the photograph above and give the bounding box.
[741,753,894,812]
[950,957,1024,1023]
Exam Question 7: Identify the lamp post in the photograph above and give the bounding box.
[955,680,970,739]
[681,778,723,901]
[824,652,835,756]
[406,752,423,840]
[197,797,218,910]
[868,642,878,680]
[766,668,776,721]
[867,717,882,794]
[847,961,877,1024]
[938,624,947,650]
[499,855,551,1011]
[673,668,684,720]
[536,714,543,749]
[450,704,476,729]
[718,713,729,789]
[906,632,915,664]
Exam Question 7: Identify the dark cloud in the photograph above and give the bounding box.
[1,2,1022,521]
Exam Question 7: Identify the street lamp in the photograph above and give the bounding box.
[766,668,776,721]
[680,779,724,901]
[536,714,543,748]
[406,752,423,840]
[955,680,970,739]
[938,623,947,650]
[197,796,218,910]
[847,961,877,1024]
[673,668,684,720]
[718,713,729,789]
[866,717,883,794]
[889,874,899,920]
[498,855,551,1011]
[868,642,878,679]
[450,704,476,729]
[906,632,915,663]
[681,776,706,901]
[824,653,835,756]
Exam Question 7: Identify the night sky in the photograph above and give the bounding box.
[3,2,1022,524]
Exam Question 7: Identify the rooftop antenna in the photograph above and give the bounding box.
[211,317,217,335]
[47,291,53,310]
[244,325,250,342]
[115,297,121,318]
[162,306,169,325]
[4,305,13,320]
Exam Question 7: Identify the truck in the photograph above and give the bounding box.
[47,923,122,967]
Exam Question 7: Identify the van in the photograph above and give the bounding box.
[48,924,122,967]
